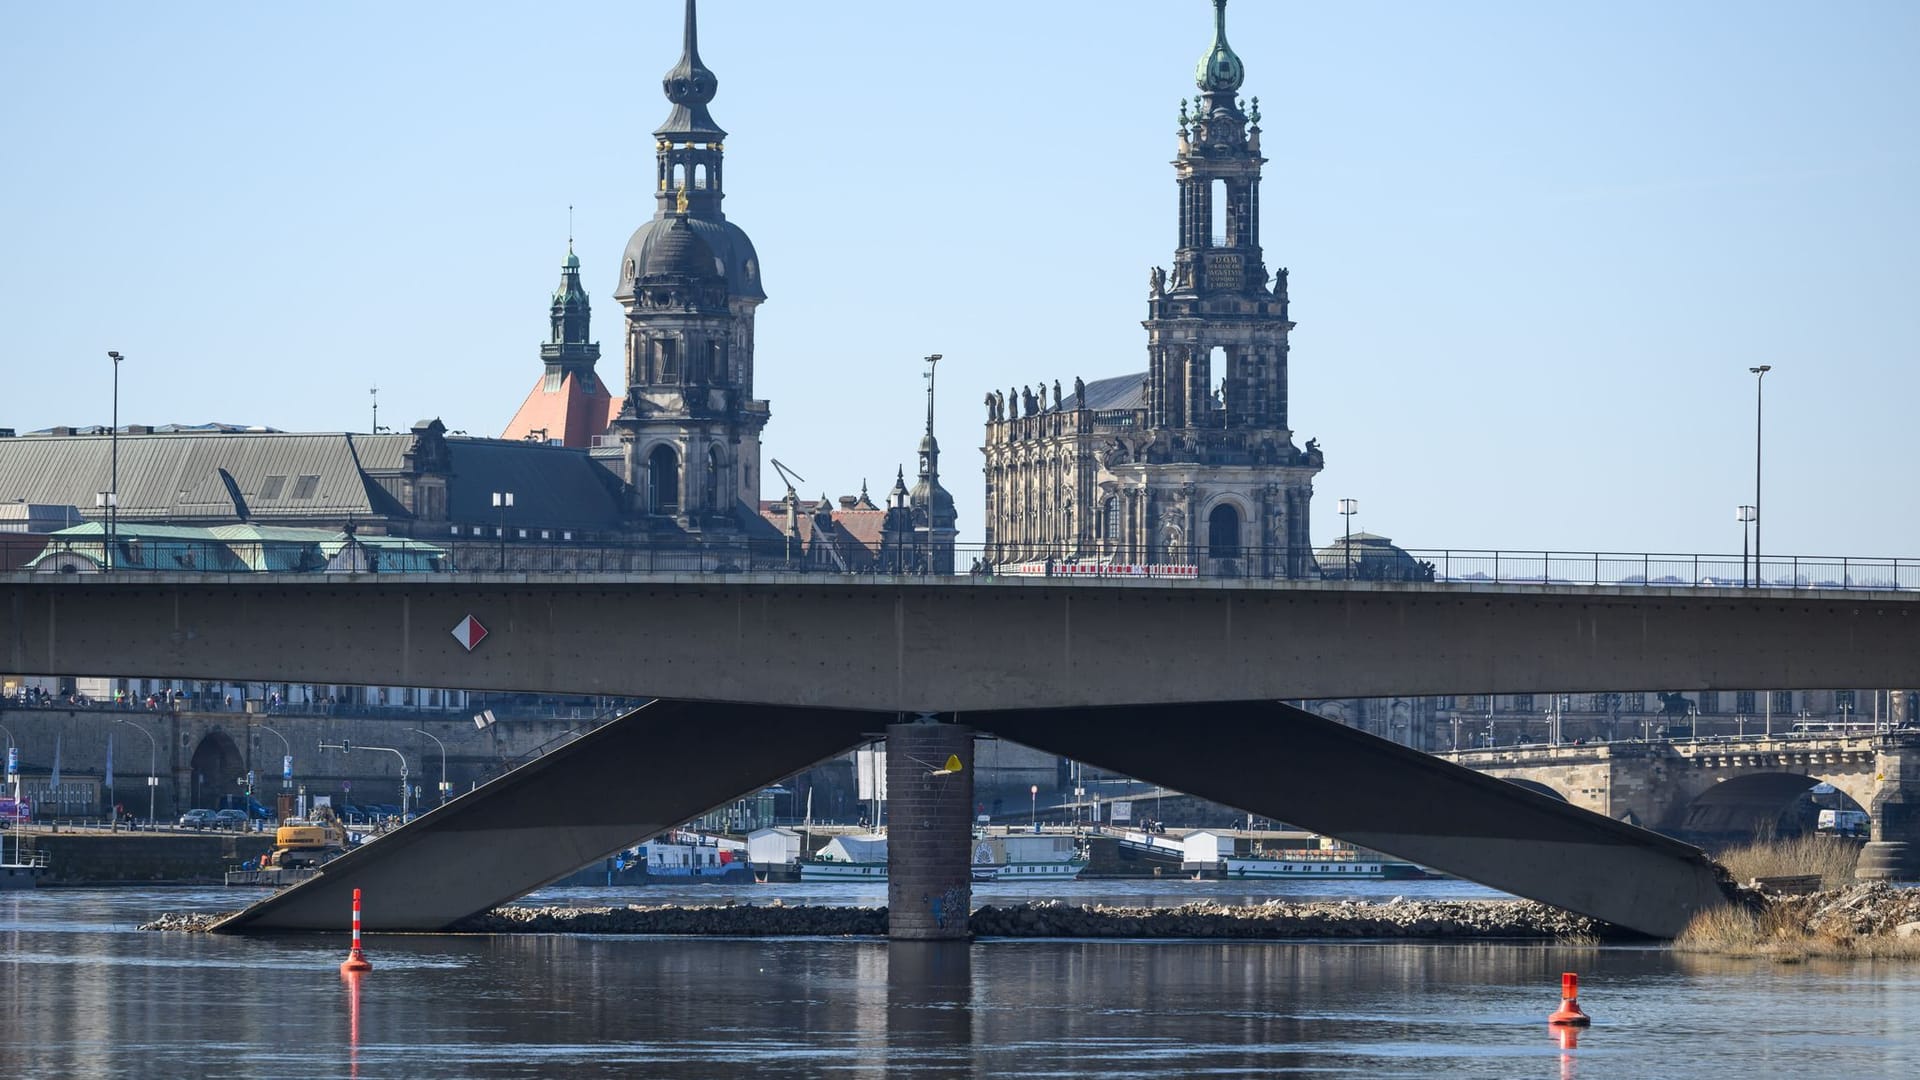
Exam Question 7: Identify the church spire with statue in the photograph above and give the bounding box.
[608,0,770,532]
[980,0,1324,578]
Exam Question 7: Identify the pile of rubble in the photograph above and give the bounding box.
[143,897,1611,939]
[968,898,1605,939]
[1776,882,1920,942]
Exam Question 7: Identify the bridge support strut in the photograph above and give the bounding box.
[886,720,974,940]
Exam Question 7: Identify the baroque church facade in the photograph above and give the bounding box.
[981,0,1322,579]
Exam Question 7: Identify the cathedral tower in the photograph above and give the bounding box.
[1146,0,1288,433]
[610,0,769,528]
[980,0,1323,578]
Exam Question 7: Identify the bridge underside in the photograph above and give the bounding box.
[218,700,1735,939]
[969,702,1735,938]
[213,701,875,933]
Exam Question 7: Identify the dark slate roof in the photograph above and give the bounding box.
[0,430,628,533]
[1059,372,1147,412]
[618,216,765,302]
[439,439,627,531]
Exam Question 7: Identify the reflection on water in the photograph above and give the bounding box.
[5,888,1920,1078]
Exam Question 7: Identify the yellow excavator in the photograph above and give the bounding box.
[261,808,350,869]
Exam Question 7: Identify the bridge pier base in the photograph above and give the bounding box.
[1859,734,1920,882]
[886,720,974,941]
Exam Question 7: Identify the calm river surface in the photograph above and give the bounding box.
[5,880,1920,1078]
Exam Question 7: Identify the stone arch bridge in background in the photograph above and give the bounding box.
[1441,734,1882,842]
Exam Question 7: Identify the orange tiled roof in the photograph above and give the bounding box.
[502,371,617,449]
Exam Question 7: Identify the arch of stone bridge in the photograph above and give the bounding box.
[1675,771,1871,842]
[1502,778,1569,803]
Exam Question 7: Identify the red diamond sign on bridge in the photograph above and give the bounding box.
[451,615,488,652]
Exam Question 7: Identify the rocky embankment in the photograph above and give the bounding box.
[1683,882,1920,958]
[143,897,1607,939]
[1772,882,1920,939]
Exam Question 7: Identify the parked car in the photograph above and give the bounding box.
[217,795,275,820]
[178,809,217,829]
[212,809,249,829]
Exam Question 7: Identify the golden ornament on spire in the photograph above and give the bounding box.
[675,184,690,213]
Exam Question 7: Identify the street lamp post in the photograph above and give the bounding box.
[94,491,119,569]
[257,724,293,814]
[1737,505,1756,587]
[1337,498,1358,578]
[321,742,411,821]
[115,718,157,827]
[1030,784,1039,834]
[106,351,122,570]
[1749,365,1771,586]
[492,491,514,570]
[410,728,449,806]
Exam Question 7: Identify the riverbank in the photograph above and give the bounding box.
[1678,882,1920,960]
[142,896,1611,938]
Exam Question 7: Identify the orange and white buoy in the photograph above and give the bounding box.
[1548,971,1590,1026]
[340,887,373,973]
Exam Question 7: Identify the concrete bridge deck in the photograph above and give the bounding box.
[6,574,1918,712]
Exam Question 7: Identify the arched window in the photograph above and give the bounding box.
[1208,503,1240,559]
[647,445,680,515]
[705,445,724,513]
[1102,496,1120,542]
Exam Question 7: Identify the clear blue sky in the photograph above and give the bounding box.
[3,1,1915,557]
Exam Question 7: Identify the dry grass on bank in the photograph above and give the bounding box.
[1714,834,1860,890]
[1672,837,1920,960]
[1674,901,1920,961]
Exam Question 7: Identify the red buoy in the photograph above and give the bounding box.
[340,887,373,973]
[1548,971,1590,1026]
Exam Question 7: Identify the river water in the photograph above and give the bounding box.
[5,880,1920,1078]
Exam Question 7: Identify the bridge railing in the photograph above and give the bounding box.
[4,533,1918,591]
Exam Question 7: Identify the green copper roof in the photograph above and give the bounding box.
[1196,0,1245,94]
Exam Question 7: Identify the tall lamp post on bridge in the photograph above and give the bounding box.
[1337,498,1358,579]
[1737,505,1756,587]
[493,491,514,570]
[114,718,157,827]
[1748,365,1771,586]
[1030,784,1038,834]
[105,350,122,570]
[409,728,449,807]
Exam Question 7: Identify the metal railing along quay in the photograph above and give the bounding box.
[5,534,1920,591]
